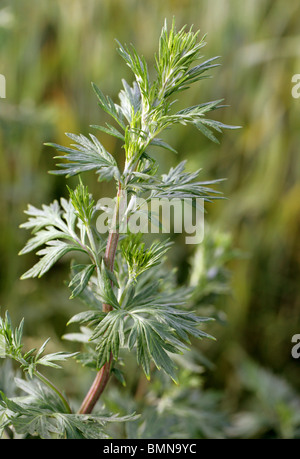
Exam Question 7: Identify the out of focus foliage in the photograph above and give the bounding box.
[0,0,299,438]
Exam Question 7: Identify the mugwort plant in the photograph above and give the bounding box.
[0,19,238,439]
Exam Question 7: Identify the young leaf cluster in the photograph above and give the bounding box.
[0,311,76,377]
[47,19,239,188]
[120,233,172,281]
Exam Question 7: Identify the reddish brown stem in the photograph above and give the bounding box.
[78,184,121,415]
[78,355,113,414]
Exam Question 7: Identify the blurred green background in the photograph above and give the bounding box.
[0,0,300,438]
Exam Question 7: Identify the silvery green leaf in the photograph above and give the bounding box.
[21,240,85,279]
[68,264,96,299]
[46,131,120,181]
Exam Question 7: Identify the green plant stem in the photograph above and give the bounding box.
[78,183,122,414]
[35,370,72,414]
